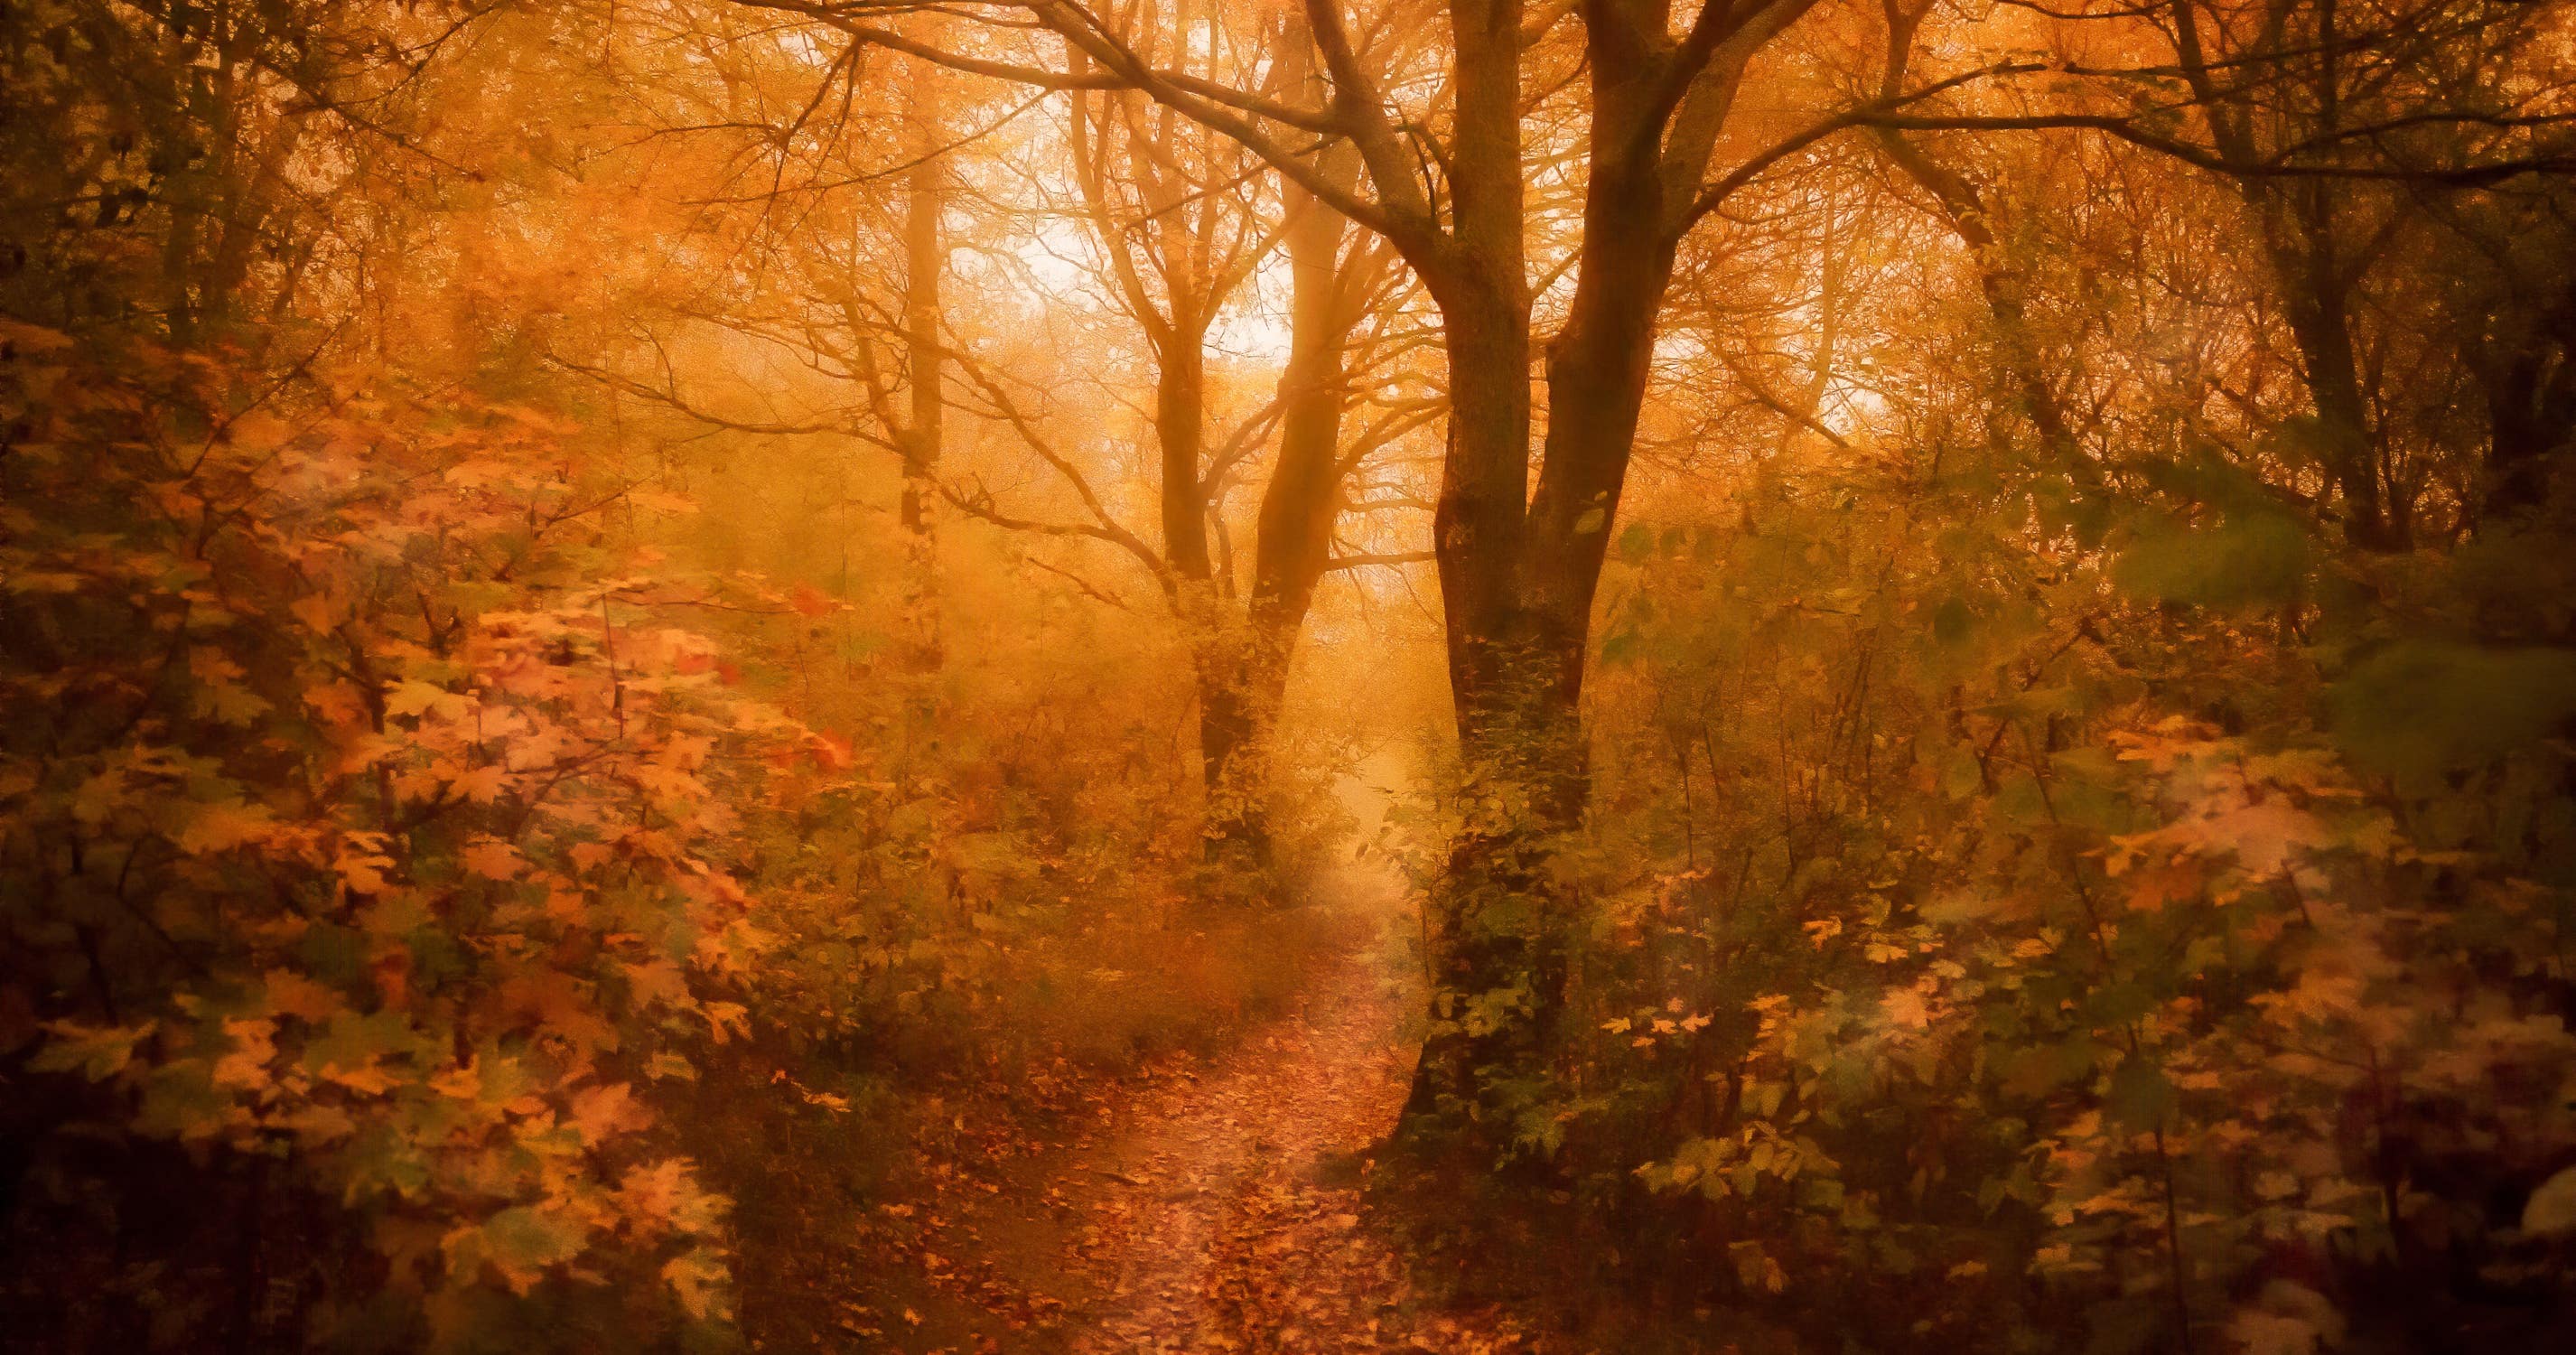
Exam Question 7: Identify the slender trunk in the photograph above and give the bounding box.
[898,63,947,677]
[2273,244,2400,549]
[1238,28,1365,860]
[1526,135,1676,729]
[1424,0,1532,729]
[1871,129,2095,493]
[1242,215,1346,673]
[161,52,219,343]
[202,114,306,337]
[1153,309,1267,866]
[1157,329,1213,584]
[2169,1,2398,550]
[1423,274,1532,731]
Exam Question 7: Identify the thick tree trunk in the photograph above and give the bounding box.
[1400,0,1557,1142]
[1398,291,1566,1152]
[1402,185,1683,1154]
[1399,629,1587,1151]
[1298,0,1809,1154]
[1191,646,1265,866]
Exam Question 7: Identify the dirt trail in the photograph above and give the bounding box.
[864,935,1538,1353]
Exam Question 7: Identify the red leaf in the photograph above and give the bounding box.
[789,584,835,618]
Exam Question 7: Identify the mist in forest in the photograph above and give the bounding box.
[6,1,2576,1351]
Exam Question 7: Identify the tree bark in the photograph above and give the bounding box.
[1395,0,1817,1153]
[2166,0,2403,550]
[1151,309,1273,867]
[1870,128,2089,477]
[1067,46,1288,869]
[1232,18,1373,874]
[898,65,947,678]
[2475,300,2576,520]
[1397,0,1563,1146]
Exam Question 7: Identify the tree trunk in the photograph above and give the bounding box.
[1236,33,1365,871]
[2166,0,2402,550]
[2273,237,2403,550]
[1157,328,1214,584]
[1399,0,1556,1143]
[1192,644,1265,867]
[1870,127,2097,495]
[1150,309,1270,868]
[2477,311,2576,521]
[1399,0,1752,1154]
[898,60,947,678]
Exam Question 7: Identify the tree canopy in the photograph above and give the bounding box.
[6,0,2576,1350]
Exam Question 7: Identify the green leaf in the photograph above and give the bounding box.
[449,1205,589,1294]
[341,1123,434,1201]
[31,1021,157,1080]
[302,1008,423,1089]
[2113,510,2307,609]
[1940,748,1983,800]
[1615,522,1656,565]
[487,1207,586,1269]
[2329,641,2576,783]
[1598,625,1641,668]
[2106,1056,2172,1129]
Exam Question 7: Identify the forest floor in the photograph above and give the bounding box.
[817,913,1548,1354]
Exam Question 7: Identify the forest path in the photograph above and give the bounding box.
[867,900,1539,1353]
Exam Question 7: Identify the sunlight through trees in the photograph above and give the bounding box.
[6,1,2576,1350]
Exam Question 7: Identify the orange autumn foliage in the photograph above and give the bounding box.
[0,321,825,1340]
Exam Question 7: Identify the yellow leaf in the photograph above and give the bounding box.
[449,764,508,804]
[260,969,343,1023]
[663,1248,733,1322]
[460,837,524,881]
[175,800,275,855]
[289,593,338,635]
[1882,986,1934,1031]
[703,1002,750,1044]
[385,679,466,722]
[336,842,393,895]
[211,1017,278,1092]
[2524,1165,2576,1237]
[303,680,368,726]
[568,1081,653,1145]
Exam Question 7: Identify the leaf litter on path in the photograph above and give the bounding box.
[858,945,1544,1353]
